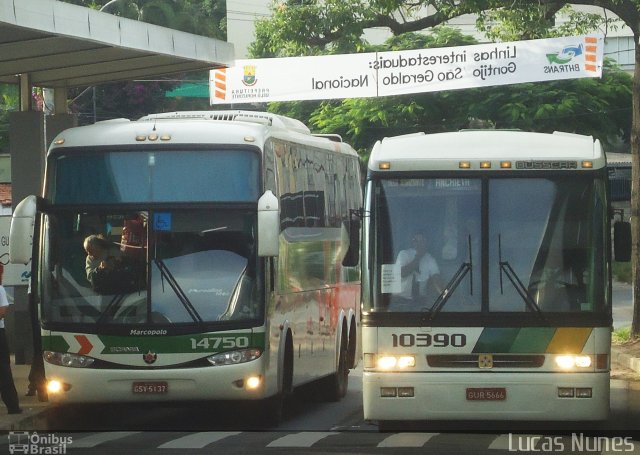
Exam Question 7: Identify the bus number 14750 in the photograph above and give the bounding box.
[190,336,250,350]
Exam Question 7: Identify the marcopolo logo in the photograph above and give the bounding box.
[8,432,72,454]
[544,36,599,74]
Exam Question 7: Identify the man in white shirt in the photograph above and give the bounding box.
[394,232,443,303]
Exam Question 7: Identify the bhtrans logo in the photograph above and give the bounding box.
[8,432,72,454]
[544,36,599,74]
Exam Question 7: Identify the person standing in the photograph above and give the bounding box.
[26,287,47,401]
[0,264,21,414]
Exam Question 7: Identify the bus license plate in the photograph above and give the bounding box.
[132,381,168,394]
[466,387,506,401]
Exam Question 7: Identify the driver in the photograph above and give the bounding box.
[394,231,444,303]
[83,235,121,288]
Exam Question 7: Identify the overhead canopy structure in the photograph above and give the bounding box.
[0,0,234,88]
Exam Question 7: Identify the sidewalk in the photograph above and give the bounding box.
[0,358,50,432]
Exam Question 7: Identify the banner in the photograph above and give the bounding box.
[211,35,603,104]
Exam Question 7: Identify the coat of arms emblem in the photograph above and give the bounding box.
[243,65,257,86]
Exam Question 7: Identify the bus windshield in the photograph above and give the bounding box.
[41,209,262,327]
[49,149,260,204]
[369,176,608,315]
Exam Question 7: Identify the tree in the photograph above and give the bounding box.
[59,0,227,123]
[252,0,640,338]
[266,29,630,161]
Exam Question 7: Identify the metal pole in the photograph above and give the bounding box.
[18,74,30,112]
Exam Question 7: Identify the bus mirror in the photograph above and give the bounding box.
[342,213,360,267]
[613,220,631,262]
[258,190,280,257]
[10,195,37,265]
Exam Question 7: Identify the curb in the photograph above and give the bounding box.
[0,405,49,432]
[611,347,640,375]
[6,408,48,432]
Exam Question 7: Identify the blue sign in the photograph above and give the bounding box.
[153,213,172,231]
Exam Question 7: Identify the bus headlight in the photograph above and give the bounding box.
[47,380,64,394]
[376,355,416,370]
[245,376,262,390]
[555,355,592,370]
[44,351,95,368]
[207,349,262,366]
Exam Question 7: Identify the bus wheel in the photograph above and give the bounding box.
[318,329,349,402]
[259,333,293,426]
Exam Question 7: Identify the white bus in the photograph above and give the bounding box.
[361,130,629,425]
[10,110,362,420]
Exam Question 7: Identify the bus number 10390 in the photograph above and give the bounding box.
[391,333,466,348]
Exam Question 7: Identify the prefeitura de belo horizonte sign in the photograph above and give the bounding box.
[210,35,602,104]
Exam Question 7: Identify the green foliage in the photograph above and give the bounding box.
[250,0,376,57]
[612,326,631,344]
[613,261,633,284]
[464,59,632,146]
[477,4,619,41]
[0,84,18,153]
[374,26,477,51]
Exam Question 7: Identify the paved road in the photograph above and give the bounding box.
[7,364,636,455]
[3,429,638,455]
[613,280,633,329]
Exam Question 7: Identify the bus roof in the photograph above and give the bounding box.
[48,110,358,158]
[368,130,605,172]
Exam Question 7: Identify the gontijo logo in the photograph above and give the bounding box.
[544,36,599,74]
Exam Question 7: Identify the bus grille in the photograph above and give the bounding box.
[426,354,545,368]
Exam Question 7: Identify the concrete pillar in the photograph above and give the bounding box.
[53,88,68,116]
[8,111,45,364]
[7,111,77,365]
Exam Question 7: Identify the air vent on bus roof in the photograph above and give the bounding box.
[312,134,343,143]
[95,118,131,124]
[138,110,310,135]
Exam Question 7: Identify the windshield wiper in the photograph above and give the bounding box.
[154,258,203,324]
[428,235,474,320]
[96,293,128,324]
[498,235,544,317]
